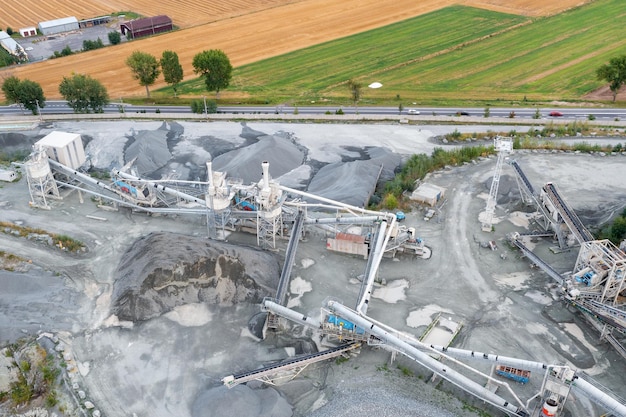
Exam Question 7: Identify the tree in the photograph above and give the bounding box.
[597,55,626,102]
[126,51,161,98]
[6,27,13,36]
[192,49,232,98]
[17,79,46,115]
[347,79,362,113]
[59,73,109,113]
[2,75,22,109]
[108,31,121,45]
[160,50,183,97]
[2,76,45,115]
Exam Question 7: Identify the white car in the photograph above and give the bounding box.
[407,109,420,115]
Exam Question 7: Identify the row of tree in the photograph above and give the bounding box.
[125,49,232,99]
[1,48,233,114]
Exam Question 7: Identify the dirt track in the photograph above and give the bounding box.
[1,0,590,100]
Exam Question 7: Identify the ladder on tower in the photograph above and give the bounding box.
[482,137,513,232]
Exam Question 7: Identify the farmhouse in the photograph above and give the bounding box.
[120,15,173,39]
[38,17,79,36]
[19,27,37,37]
[0,31,27,60]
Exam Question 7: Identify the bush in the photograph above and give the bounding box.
[588,114,596,120]
[82,38,104,51]
[190,99,204,114]
[335,108,344,115]
[533,108,541,119]
[382,193,398,210]
[108,31,121,45]
[6,27,13,36]
[483,107,490,118]
[190,99,217,114]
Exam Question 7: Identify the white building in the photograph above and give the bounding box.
[0,169,17,182]
[0,31,26,59]
[38,17,79,36]
[410,182,446,207]
[19,27,37,37]
[35,131,86,170]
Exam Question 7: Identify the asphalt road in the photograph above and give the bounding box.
[1,100,626,121]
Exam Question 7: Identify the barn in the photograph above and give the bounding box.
[120,15,173,39]
[0,31,27,60]
[38,17,79,36]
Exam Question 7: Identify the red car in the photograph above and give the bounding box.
[549,111,563,117]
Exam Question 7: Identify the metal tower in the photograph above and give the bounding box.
[256,161,283,249]
[482,137,513,232]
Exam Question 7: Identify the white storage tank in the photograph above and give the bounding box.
[35,131,86,170]
[25,152,52,180]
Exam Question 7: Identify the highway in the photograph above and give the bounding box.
[2,100,626,120]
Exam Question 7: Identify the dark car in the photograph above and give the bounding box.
[549,111,563,117]
[456,111,470,116]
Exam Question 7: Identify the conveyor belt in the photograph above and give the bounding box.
[356,225,379,310]
[276,210,304,305]
[222,342,360,388]
[570,297,626,333]
[510,160,534,196]
[543,183,594,244]
[509,235,564,285]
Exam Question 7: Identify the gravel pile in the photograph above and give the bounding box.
[306,359,482,417]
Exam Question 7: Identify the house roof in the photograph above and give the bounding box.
[123,15,172,31]
[39,16,78,29]
[36,131,81,148]
[0,31,20,52]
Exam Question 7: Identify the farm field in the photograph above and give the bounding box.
[0,0,596,101]
[213,0,624,105]
[0,0,299,31]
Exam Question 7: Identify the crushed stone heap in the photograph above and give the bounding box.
[111,232,280,321]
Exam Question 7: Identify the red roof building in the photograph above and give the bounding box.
[120,15,173,39]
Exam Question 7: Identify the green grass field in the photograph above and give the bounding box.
[160,0,626,106]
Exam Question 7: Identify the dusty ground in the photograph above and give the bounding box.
[1,0,590,100]
[1,120,626,416]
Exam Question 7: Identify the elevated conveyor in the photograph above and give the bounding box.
[542,183,594,245]
[509,160,535,204]
[222,342,360,388]
[509,234,565,285]
[266,210,305,329]
[276,210,304,306]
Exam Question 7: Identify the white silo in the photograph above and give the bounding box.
[205,161,234,239]
[256,161,284,248]
[24,148,60,209]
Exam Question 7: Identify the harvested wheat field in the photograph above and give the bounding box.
[1,0,590,100]
[0,0,301,30]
